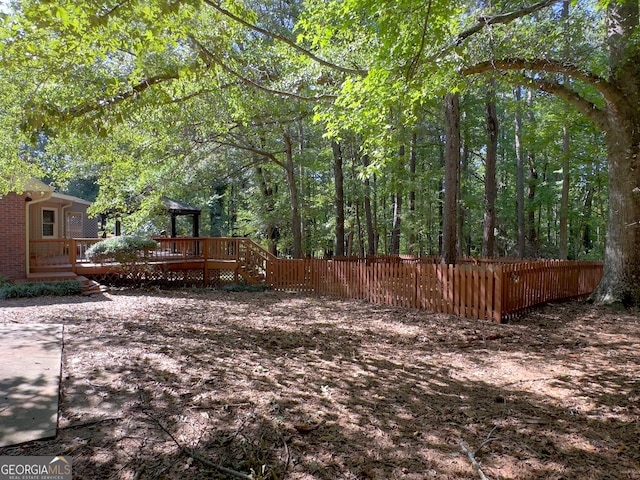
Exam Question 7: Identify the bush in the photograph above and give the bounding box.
[0,280,83,300]
[86,236,158,263]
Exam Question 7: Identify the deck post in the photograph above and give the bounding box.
[70,239,77,273]
[203,239,210,286]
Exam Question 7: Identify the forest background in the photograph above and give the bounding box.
[0,0,638,305]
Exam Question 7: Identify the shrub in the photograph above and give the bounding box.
[0,280,83,300]
[86,236,158,263]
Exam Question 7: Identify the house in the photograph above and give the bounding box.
[0,179,99,281]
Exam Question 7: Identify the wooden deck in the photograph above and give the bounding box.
[29,237,274,286]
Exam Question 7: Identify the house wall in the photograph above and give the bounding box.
[29,200,59,241]
[28,200,99,240]
[0,193,27,280]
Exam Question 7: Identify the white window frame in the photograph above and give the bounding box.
[42,208,58,238]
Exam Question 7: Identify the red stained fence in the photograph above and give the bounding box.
[269,258,604,322]
[28,237,603,322]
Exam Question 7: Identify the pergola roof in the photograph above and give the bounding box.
[161,197,201,215]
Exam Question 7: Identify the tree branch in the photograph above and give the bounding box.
[62,72,179,118]
[462,58,624,105]
[455,0,561,45]
[192,38,337,102]
[405,0,433,80]
[201,0,367,76]
[211,134,286,170]
[460,60,615,130]
[519,75,608,130]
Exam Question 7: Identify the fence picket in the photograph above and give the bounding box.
[266,256,602,322]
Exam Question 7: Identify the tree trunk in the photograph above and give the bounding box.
[514,86,526,258]
[482,85,498,258]
[408,133,417,254]
[390,192,402,254]
[582,187,594,256]
[558,0,571,260]
[390,145,404,255]
[442,93,460,265]
[332,140,345,256]
[255,166,279,256]
[558,123,570,259]
[591,117,640,306]
[527,154,539,258]
[590,0,640,306]
[458,142,469,257]
[283,129,303,258]
[362,154,376,255]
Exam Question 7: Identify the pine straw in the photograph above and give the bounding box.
[1,289,639,479]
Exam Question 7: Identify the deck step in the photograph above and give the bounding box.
[77,276,109,295]
[27,272,78,282]
[30,264,74,274]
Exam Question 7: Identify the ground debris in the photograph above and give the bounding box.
[1,291,639,479]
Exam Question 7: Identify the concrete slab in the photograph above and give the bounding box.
[0,324,63,447]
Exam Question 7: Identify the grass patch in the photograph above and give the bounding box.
[0,280,83,300]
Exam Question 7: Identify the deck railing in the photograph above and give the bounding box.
[29,237,275,283]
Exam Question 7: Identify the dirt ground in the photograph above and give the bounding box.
[0,288,638,480]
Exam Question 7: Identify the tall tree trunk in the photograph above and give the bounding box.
[362,154,376,255]
[390,144,404,255]
[442,93,460,265]
[558,0,571,260]
[582,187,594,256]
[408,133,417,254]
[514,86,526,258]
[390,192,402,254]
[283,129,302,258]
[527,154,539,258]
[332,140,345,256]
[255,165,279,256]
[591,0,640,305]
[483,85,498,258]
[558,123,571,259]
[457,142,469,256]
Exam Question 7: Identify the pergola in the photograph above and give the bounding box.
[161,197,201,238]
[104,197,201,238]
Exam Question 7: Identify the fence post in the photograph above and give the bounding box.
[493,265,502,323]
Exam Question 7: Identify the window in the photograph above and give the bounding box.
[42,209,56,238]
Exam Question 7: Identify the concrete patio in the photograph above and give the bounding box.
[0,323,62,447]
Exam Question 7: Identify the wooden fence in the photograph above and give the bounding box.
[269,258,604,322]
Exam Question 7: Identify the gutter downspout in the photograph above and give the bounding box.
[25,191,54,277]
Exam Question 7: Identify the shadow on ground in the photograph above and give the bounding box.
[0,289,638,479]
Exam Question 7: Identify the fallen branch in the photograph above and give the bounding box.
[58,417,122,430]
[460,441,491,480]
[143,409,253,480]
[460,426,499,480]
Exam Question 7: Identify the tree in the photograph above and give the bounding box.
[298,0,638,305]
[483,83,498,258]
[442,93,460,264]
[461,0,639,305]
